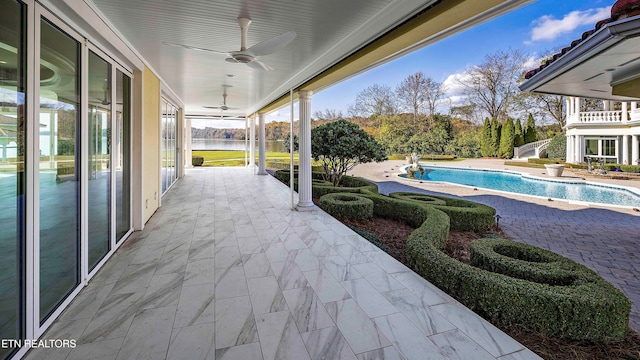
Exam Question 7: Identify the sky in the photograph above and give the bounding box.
[197,0,613,128]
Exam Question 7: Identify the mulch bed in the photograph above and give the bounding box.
[341,215,640,360]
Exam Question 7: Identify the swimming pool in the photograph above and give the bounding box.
[400,166,640,208]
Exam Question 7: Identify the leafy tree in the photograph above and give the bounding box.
[499,118,515,158]
[514,118,524,147]
[490,118,501,157]
[524,113,537,143]
[546,133,566,159]
[480,118,492,157]
[449,129,481,158]
[377,114,415,154]
[283,132,298,153]
[311,119,386,186]
[456,48,529,120]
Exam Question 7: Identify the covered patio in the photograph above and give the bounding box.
[25,167,538,360]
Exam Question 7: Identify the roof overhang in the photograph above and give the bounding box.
[519,15,640,100]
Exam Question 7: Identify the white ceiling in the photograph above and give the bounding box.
[87,0,445,118]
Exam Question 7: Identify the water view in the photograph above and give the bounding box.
[191,138,286,152]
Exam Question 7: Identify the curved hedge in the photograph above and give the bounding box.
[319,193,374,220]
[407,225,630,341]
[389,192,495,232]
[274,170,378,198]
[384,192,447,206]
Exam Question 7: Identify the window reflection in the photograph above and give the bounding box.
[39,18,81,322]
[0,0,26,357]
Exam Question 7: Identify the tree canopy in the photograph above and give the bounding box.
[311,119,386,186]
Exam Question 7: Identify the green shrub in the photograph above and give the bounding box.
[389,193,495,232]
[602,164,640,173]
[273,170,379,198]
[546,134,566,160]
[192,156,204,166]
[406,223,630,341]
[384,192,446,206]
[318,193,374,220]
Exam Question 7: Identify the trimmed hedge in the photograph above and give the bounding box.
[603,164,640,173]
[273,170,378,198]
[467,239,630,339]
[384,192,447,206]
[318,193,373,220]
[192,156,204,166]
[389,192,495,232]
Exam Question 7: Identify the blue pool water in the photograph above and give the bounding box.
[402,166,640,208]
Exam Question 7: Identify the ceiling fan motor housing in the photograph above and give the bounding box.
[233,53,254,63]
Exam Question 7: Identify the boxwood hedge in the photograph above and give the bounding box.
[318,193,374,220]
[389,192,495,232]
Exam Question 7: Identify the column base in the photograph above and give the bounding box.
[257,170,268,175]
[296,202,316,211]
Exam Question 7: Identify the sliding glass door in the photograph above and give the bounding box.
[38,18,81,323]
[115,70,131,242]
[87,50,111,270]
[161,99,178,194]
[0,0,26,358]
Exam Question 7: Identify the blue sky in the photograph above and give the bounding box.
[234,0,613,126]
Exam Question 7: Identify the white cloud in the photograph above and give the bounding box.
[528,7,611,43]
[523,56,540,69]
[442,72,472,96]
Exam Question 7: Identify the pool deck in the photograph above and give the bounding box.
[351,158,640,332]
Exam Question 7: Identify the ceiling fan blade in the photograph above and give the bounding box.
[247,31,296,57]
[162,41,229,55]
[247,59,273,71]
[203,106,222,109]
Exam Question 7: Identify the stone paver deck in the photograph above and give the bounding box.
[351,159,640,332]
[25,167,539,360]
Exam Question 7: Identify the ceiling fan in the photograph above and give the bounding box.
[203,90,237,111]
[163,17,296,71]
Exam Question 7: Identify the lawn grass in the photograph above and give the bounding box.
[192,150,298,167]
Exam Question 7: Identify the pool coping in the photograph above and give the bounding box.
[397,164,640,210]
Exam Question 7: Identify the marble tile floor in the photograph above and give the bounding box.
[25,167,541,360]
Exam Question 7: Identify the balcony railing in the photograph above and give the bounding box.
[579,110,623,123]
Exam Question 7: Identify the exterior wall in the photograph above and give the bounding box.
[143,67,161,222]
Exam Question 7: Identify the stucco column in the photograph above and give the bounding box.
[566,97,571,118]
[632,135,639,165]
[623,135,630,165]
[574,97,580,115]
[257,112,267,175]
[297,90,314,210]
[249,116,256,169]
[622,102,628,121]
[575,136,582,163]
[185,118,193,168]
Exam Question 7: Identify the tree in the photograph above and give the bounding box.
[457,48,529,120]
[395,72,428,127]
[524,113,537,143]
[311,119,386,186]
[450,129,481,158]
[312,109,343,121]
[528,94,565,129]
[490,118,501,157]
[349,84,398,118]
[480,118,492,157]
[546,133,566,159]
[405,126,451,157]
[498,118,515,159]
[514,118,524,147]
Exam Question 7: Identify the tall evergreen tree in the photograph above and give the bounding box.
[499,118,515,159]
[514,118,524,147]
[524,113,537,143]
[480,118,492,157]
[490,118,502,157]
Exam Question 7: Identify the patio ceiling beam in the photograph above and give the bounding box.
[259,0,531,114]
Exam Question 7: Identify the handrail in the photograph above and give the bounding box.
[514,138,552,159]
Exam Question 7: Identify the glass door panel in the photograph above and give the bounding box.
[115,70,130,241]
[0,0,26,357]
[39,18,81,322]
[87,51,110,270]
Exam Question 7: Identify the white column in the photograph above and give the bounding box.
[297,90,314,210]
[632,135,639,165]
[632,101,638,111]
[622,102,628,121]
[566,135,573,163]
[623,135,630,164]
[575,136,581,163]
[249,115,256,169]
[603,100,609,111]
[185,118,193,168]
[257,112,267,175]
[574,97,580,114]
[566,97,571,118]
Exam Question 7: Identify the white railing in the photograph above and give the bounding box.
[579,110,623,123]
[514,138,552,159]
